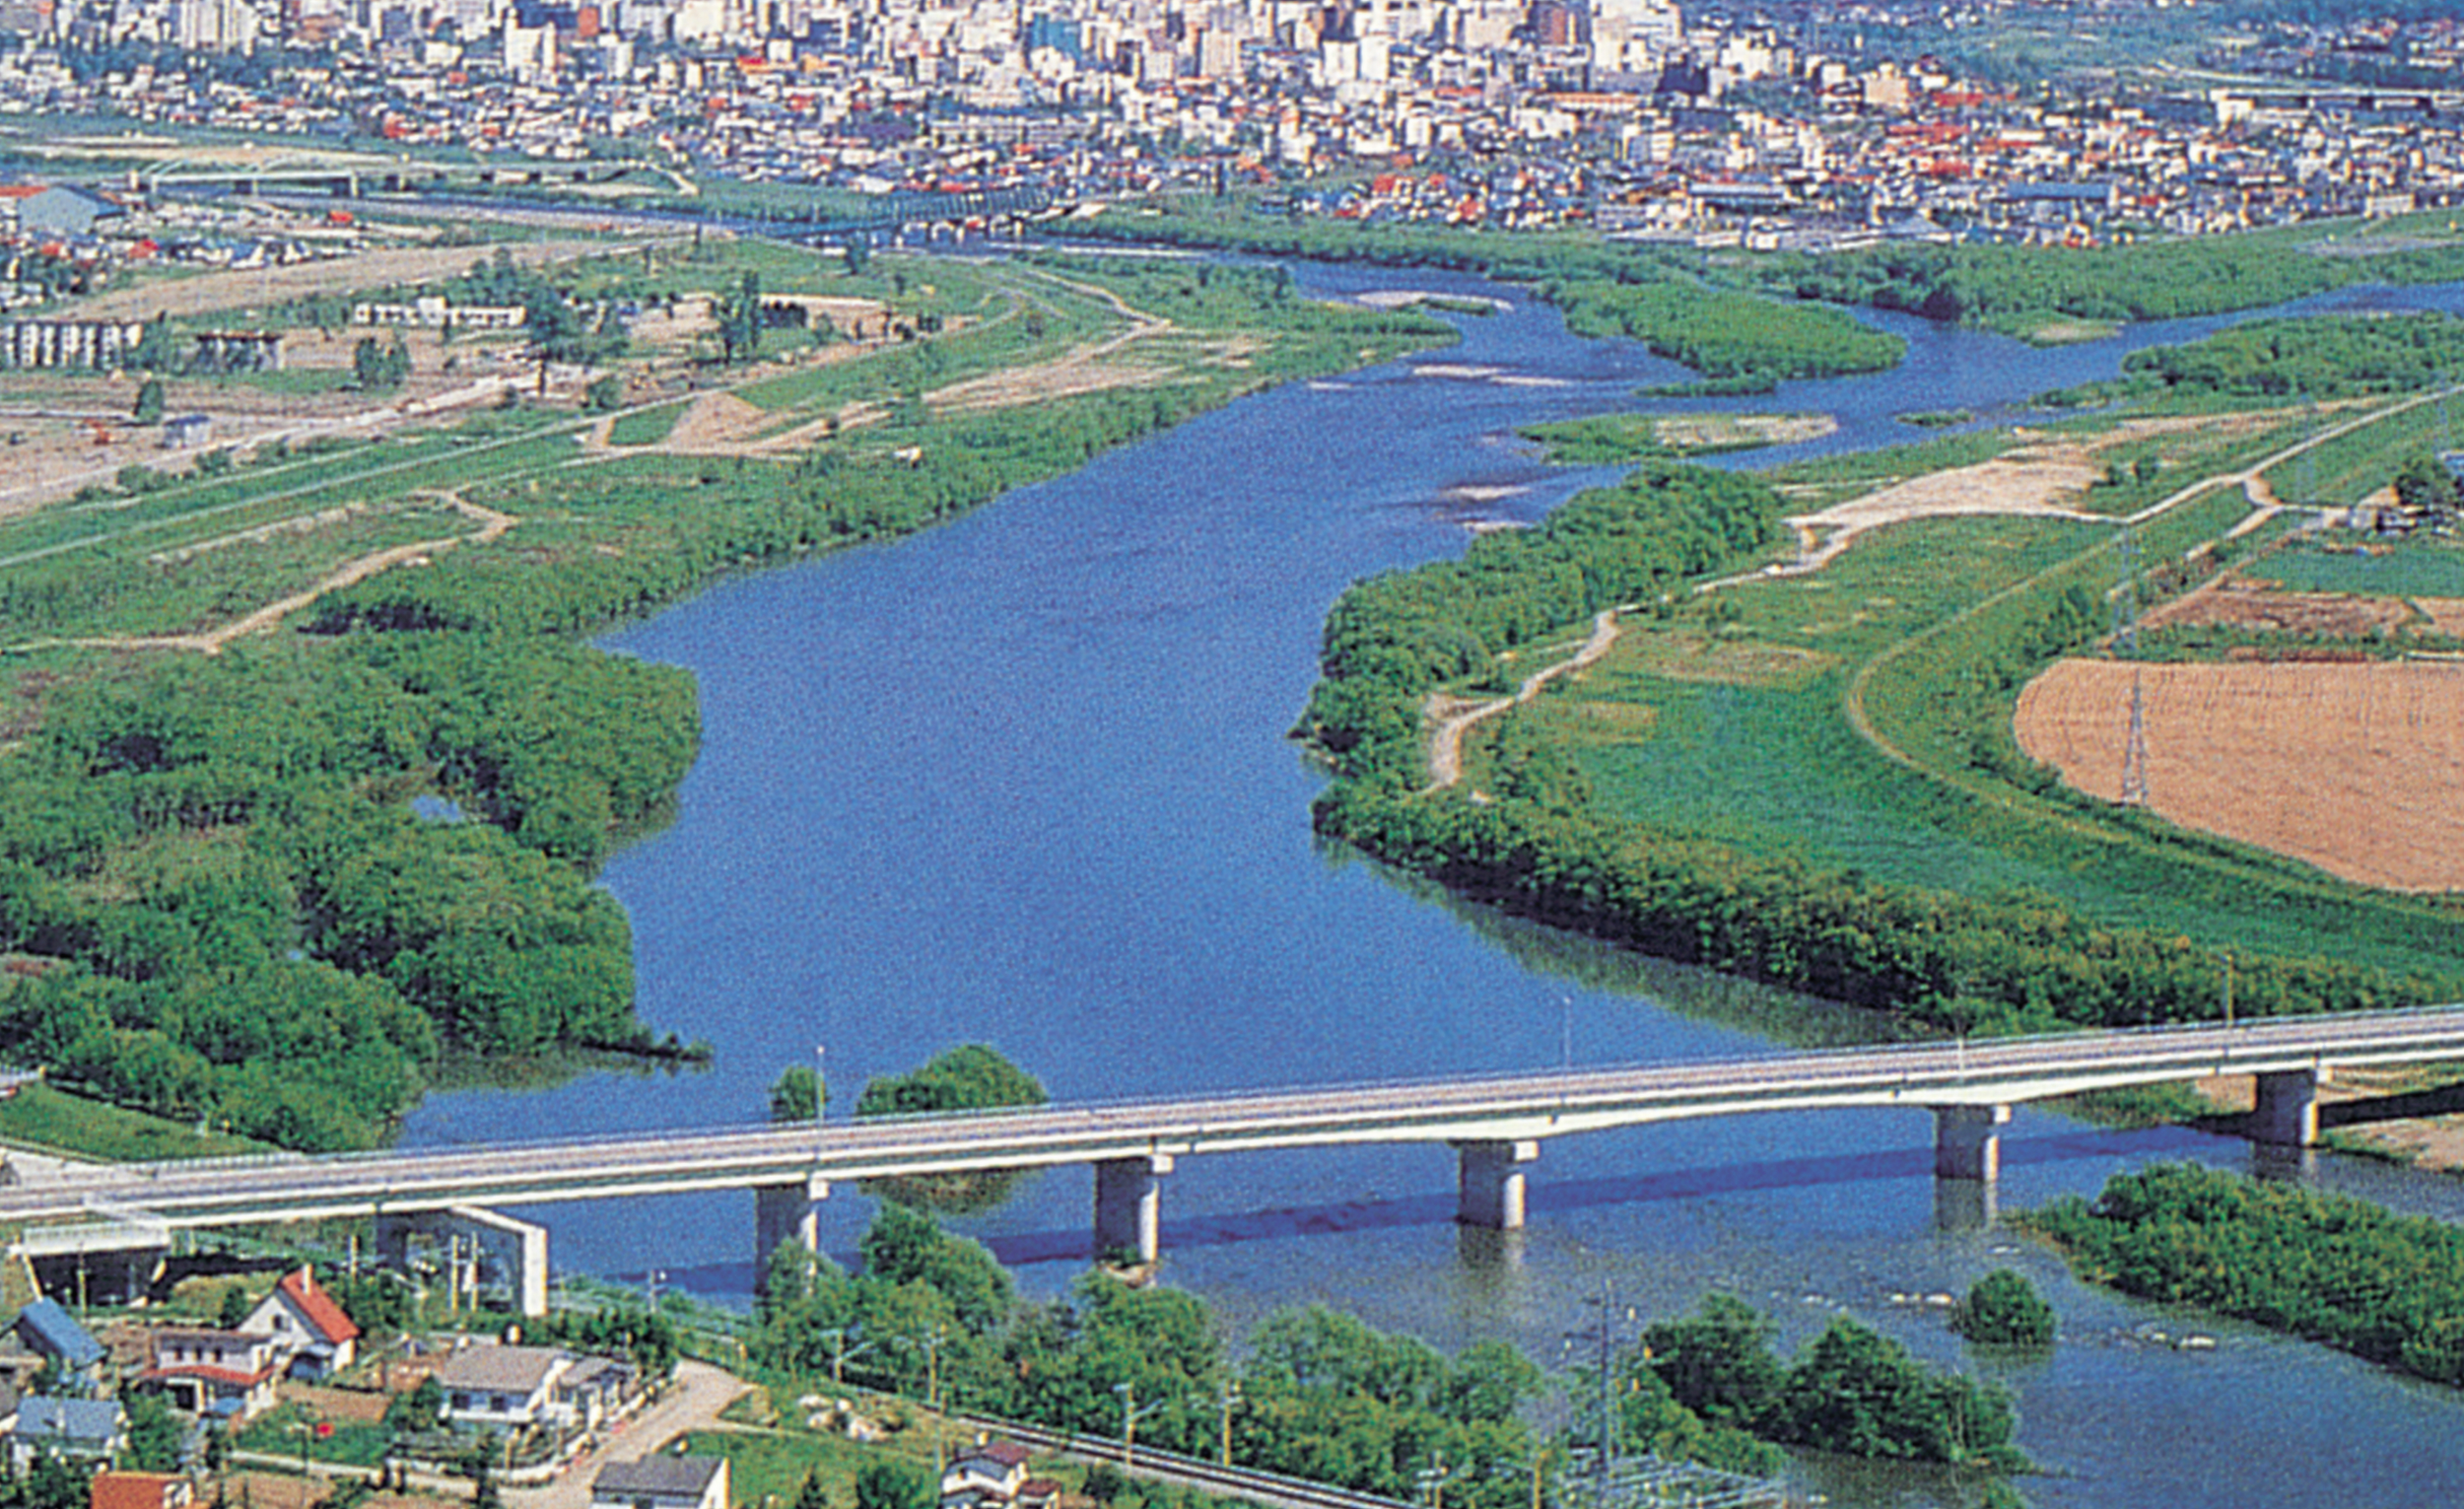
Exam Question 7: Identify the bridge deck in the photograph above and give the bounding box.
[8,1007,2464,1227]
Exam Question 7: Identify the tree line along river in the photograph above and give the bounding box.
[398,259,2464,1508]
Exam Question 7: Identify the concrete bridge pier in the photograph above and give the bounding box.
[374,1205,549,1318]
[754,1174,832,1268]
[2251,1067,2326,1147]
[1933,1175,1998,1232]
[1093,1154,1173,1265]
[1933,1104,2012,1182]
[1455,1138,1540,1230]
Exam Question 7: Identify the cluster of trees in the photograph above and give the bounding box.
[2394,452,2464,517]
[2090,312,2464,401]
[2029,1162,2464,1387]
[1300,460,1781,789]
[756,1212,1556,1506]
[353,336,412,392]
[854,1043,1047,1118]
[1633,1295,2024,1471]
[1314,782,2445,1039]
[1950,1270,2057,1348]
[1753,235,2464,332]
[0,632,697,1147]
[757,1207,2029,1493]
[0,1452,98,1509]
[1542,279,1906,383]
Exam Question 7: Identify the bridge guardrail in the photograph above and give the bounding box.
[75,1003,2464,1185]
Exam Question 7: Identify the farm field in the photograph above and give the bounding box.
[1446,389,2464,984]
[2015,657,2464,892]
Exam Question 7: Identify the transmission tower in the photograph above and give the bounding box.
[1563,1286,1633,1509]
[2114,523,2151,806]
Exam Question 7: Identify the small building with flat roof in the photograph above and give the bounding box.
[590,1455,728,1509]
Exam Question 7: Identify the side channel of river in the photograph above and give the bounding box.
[400,262,2464,1508]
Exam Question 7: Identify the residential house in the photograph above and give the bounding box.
[939,1442,1059,1509]
[8,1397,124,1470]
[589,1455,729,1509]
[90,1472,194,1509]
[438,1344,609,1434]
[11,1302,103,1389]
[138,1329,284,1422]
[240,1268,360,1378]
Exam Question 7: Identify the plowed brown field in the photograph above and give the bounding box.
[2014,657,2464,892]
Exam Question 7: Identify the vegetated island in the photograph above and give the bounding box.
[0,234,1450,1154]
[2027,1162,2464,1389]
[1520,411,1839,464]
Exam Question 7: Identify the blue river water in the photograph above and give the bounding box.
[399,263,2464,1507]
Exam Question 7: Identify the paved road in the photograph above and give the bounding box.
[511,1361,750,1509]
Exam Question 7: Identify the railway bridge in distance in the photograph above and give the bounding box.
[11,1006,2464,1315]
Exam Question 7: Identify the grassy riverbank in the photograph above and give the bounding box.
[1304,312,2464,1048]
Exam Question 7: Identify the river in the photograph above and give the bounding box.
[399,262,2464,1506]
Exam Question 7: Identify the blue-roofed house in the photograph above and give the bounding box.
[6,1396,123,1470]
[12,1302,103,1382]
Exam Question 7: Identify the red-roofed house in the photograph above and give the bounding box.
[240,1268,359,1378]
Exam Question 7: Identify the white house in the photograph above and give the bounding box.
[940,1442,1058,1509]
[437,1344,640,1435]
[240,1268,360,1378]
[139,1329,284,1422]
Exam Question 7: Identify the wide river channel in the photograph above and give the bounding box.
[403,260,2464,1507]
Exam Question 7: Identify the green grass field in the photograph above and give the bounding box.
[1477,387,2464,983]
[2260,538,2464,597]
[0,1082,269,1161]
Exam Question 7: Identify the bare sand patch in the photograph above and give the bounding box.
[2015,656,2464,891]
[2413,597,2464,637]
[662,390,769,449]
[2144,578,2412,639]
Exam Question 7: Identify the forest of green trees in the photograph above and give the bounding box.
[1749,229,2464,335]
[1540,280,1906,384]
[0,633,696,1148]
[2048,311,2464,404]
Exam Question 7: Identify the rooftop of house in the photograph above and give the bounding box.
[591,1456,724,1500]
[272,1269,359,1345]
[436,1344,570,1395]
[14,1301,103,1368]
[16,1396,122,1444]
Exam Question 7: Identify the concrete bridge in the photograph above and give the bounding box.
[11,1006,2464,1312]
